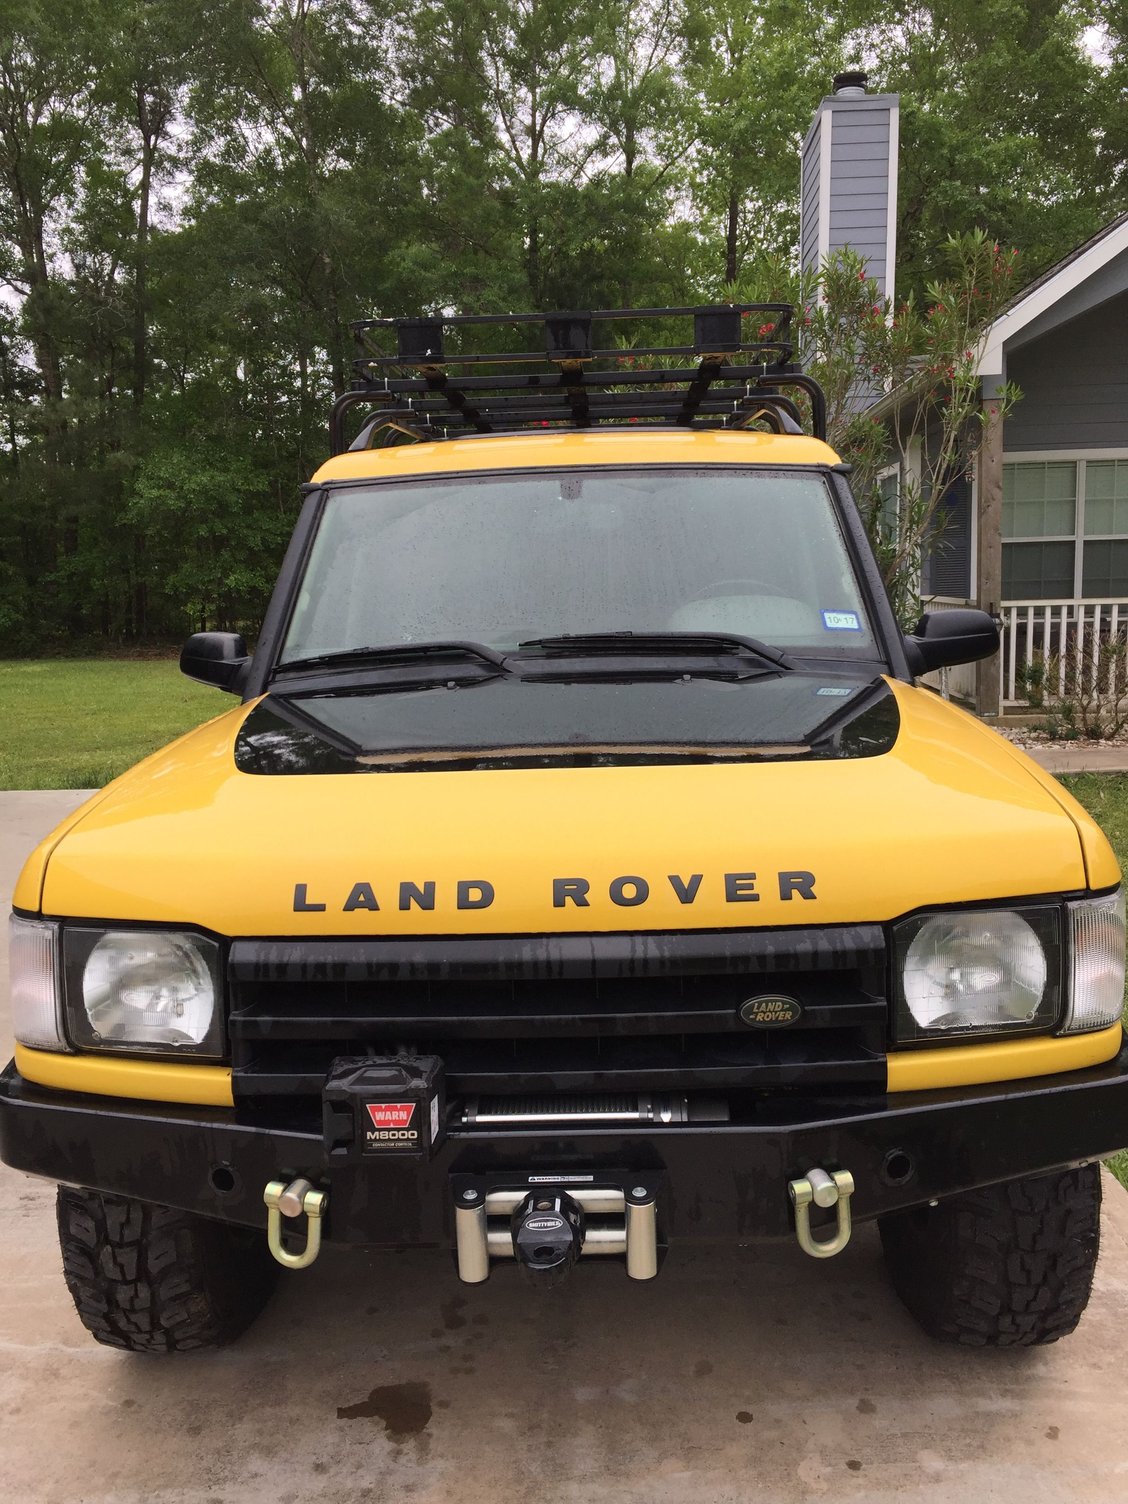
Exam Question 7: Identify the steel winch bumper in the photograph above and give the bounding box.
[4,1045,1128,1276]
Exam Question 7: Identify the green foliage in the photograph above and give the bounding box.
[0,1,1119,649]
[1022,636,1128,742]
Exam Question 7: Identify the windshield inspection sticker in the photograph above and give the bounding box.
[822,610,861,631]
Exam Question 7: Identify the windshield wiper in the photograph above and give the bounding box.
[276,640,512,676]
[518,631,792,672]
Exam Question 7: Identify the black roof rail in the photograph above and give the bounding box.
[329,306,827,454]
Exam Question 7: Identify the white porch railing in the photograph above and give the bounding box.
[999,600,1128,707]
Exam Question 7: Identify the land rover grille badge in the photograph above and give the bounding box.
[740,995,803,1028]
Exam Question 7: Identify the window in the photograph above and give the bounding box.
[1002,457,1128,601]
[1002,462,1076,600]
[877,468,899,540]
[922,472,973,598]
[283,468,877,661]
[1082,461,1128,594]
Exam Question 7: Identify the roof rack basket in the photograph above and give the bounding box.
[329,305,827,454]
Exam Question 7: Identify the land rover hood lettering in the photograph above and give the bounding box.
[234,673,899,774]
[293,870,818,914]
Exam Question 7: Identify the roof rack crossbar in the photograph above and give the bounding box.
[353,303,792,331]
[677,357,722,426]
[329,394,811,450]
[559,364,592,427]
[423,370,492,433]
[350,361,795,392]
[355,342,793,369]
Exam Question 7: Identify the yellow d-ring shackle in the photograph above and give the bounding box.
[263,1178,329,1270]
[788,1167,855,1259]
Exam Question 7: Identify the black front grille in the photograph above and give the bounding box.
[227,927,887,1103]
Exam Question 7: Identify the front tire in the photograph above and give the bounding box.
[57,1187,280,1352]
[879,1164,1101,1347]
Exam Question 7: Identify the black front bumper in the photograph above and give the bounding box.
[4,1050,1128,1246]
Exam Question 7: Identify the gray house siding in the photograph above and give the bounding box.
[799,130,821,273]
[1004,292,1128,451]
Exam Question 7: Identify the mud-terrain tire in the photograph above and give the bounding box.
[879,1164,1101,1347]
[57,1186,280,1352]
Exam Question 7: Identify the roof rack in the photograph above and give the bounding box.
[329,306,827,454]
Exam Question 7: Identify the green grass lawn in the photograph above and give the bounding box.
[0,659,222,790]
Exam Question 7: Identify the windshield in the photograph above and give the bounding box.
[280,468,876,663]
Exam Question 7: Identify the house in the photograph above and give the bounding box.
[801,76,1128,718]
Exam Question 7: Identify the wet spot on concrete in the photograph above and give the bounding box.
[337,1382,433,1441]
[312,1462,327,1474]
[120,1398,137,1410]
[1046,1426,1060,1440]
[436,1399,451,1410]
[846,1460,863,1472]
[857,1398,876,1414]
[441,1296,467,1331]
[736,1411,754,1425]
[186,1422,204,1438]
[694,1360,713,1378]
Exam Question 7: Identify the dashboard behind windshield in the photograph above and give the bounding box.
[281,468,876,663]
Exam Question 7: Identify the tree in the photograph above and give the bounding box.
[680,0,852,289]
[860,1,1110,301]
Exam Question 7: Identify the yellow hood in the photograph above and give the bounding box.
[20,681,1116,935]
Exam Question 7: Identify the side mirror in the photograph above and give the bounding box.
[903,609,999,676]
[180,632,250,692]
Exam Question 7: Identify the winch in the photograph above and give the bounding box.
[451,1173,661,1284]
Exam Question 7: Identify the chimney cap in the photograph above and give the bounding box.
[832,70,868,97]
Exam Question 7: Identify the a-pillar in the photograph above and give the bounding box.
[975,395,1004,717]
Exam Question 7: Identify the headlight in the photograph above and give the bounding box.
[1064,890,1126,1033]
[9,915,68,1051]
[893,907,1061,1043]
[62,929,224,1058]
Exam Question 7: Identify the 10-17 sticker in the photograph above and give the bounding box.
[822,610,861,631]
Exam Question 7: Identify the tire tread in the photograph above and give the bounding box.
[879,1165,1101,1347]
[56,1187,279,1353]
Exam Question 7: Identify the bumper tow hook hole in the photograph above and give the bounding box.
[210,1165,237,1195]
[882,1150,915,1187]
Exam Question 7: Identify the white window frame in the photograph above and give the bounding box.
[1003,449,1128,600]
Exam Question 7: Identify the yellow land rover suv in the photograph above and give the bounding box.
[4,306,1127,1351]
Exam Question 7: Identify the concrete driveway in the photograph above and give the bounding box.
[3,792,1128,1504]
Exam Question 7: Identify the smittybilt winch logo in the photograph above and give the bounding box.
[740,995,803,1028]
[292,870,817,913]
